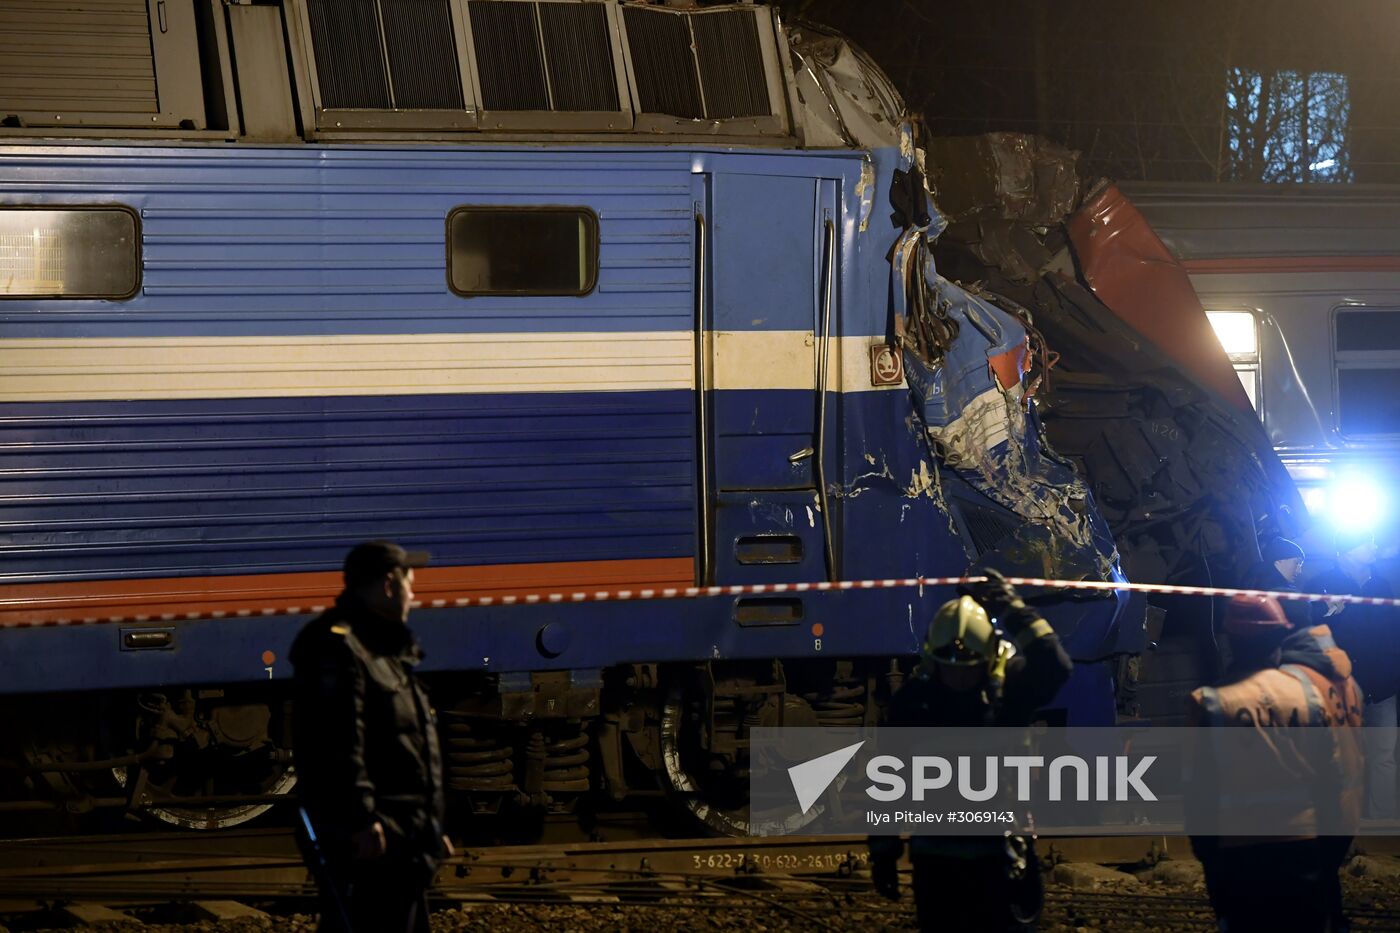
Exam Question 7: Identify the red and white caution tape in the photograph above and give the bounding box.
[424,575,1400,610]
[15,574,1400,629]
[992,576,1400,608]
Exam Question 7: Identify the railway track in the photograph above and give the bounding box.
[2,832,1399,930]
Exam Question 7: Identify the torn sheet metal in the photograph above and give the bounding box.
[855,158,875,232]
[785,21,905,151]
[1067,181,1253,414]
[891,226,1103,575]
[925,138,1305,595]
[926,133,1081,226]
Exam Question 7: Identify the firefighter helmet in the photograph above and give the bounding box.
[922,596,996,667]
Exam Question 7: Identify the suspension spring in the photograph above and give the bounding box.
[441,718,515,793]
[542,725,590,793]
[805,683,866,727]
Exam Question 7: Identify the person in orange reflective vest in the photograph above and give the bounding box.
[1188,595,1362,933]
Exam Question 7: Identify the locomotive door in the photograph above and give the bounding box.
[696,171,839,595]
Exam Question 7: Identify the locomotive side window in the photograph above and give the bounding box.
[448,207,598,297]
[0,208,139,300]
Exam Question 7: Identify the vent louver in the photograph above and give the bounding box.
[953,500,1023,557]
[381,0,466,109]
[0,0,205,128]
[540,3,620,111]
[623,6,702,118]
[623,6,771,120]
[305,0,464,110]
[468,1,619,113]
[290,0,785,135]
[691,10,769,118]
[0,0,158,115]
[469,2,549,110]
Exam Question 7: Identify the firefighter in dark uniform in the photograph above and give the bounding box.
[291,541,450,933]
[1188,595,1363,933]
[869,570,1073,932]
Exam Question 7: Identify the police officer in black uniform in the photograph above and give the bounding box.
[869,570,1073,932]
[292,541,450,933]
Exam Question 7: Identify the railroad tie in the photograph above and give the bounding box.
[187,900,272,922]
[56,902,141,926]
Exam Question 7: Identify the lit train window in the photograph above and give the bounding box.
[0,208,139,299]
[1207,311,1261,411]
[448,207,598,297]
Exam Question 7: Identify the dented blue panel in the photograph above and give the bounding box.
[903,284,1028,429]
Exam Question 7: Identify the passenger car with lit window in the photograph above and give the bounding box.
[1128,183,1400,547]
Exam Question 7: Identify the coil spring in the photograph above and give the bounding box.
[543,726,590,793]
[805,683,866,727]
[442,719,515,792]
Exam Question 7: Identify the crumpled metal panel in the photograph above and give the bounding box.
[924,137,1306,600]
[927,133,1081,225]
[1067,181,1253,415]
[904,281,1026,431]
[785,21,904,150]
[889,221,1105,578]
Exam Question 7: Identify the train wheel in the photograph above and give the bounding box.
[111,689,295,830]
[660,686,829,837]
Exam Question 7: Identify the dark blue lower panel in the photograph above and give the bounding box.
[0,585,1124,725]
[0,384,1129,725]
[0,391,697,581]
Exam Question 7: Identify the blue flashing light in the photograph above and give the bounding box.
[1323,475,1387,531]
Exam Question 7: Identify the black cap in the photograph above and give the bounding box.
[342,540,430,588]
[1261,536,1305,564]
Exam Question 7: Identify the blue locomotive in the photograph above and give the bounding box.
[0,1,1127,832]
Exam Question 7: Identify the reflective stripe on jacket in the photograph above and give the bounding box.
[1283,624,1365,832]
[1189,654,1359,844]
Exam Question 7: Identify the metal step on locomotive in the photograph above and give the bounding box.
[0,0,1238,836]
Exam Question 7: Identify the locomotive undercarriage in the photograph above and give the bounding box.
[0,659,899,837]
[436,658,895,839]
[3,687,296,831]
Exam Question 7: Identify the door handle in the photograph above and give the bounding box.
[735,534,805,565]
[734,597,804,626]
[121,627,174,650]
